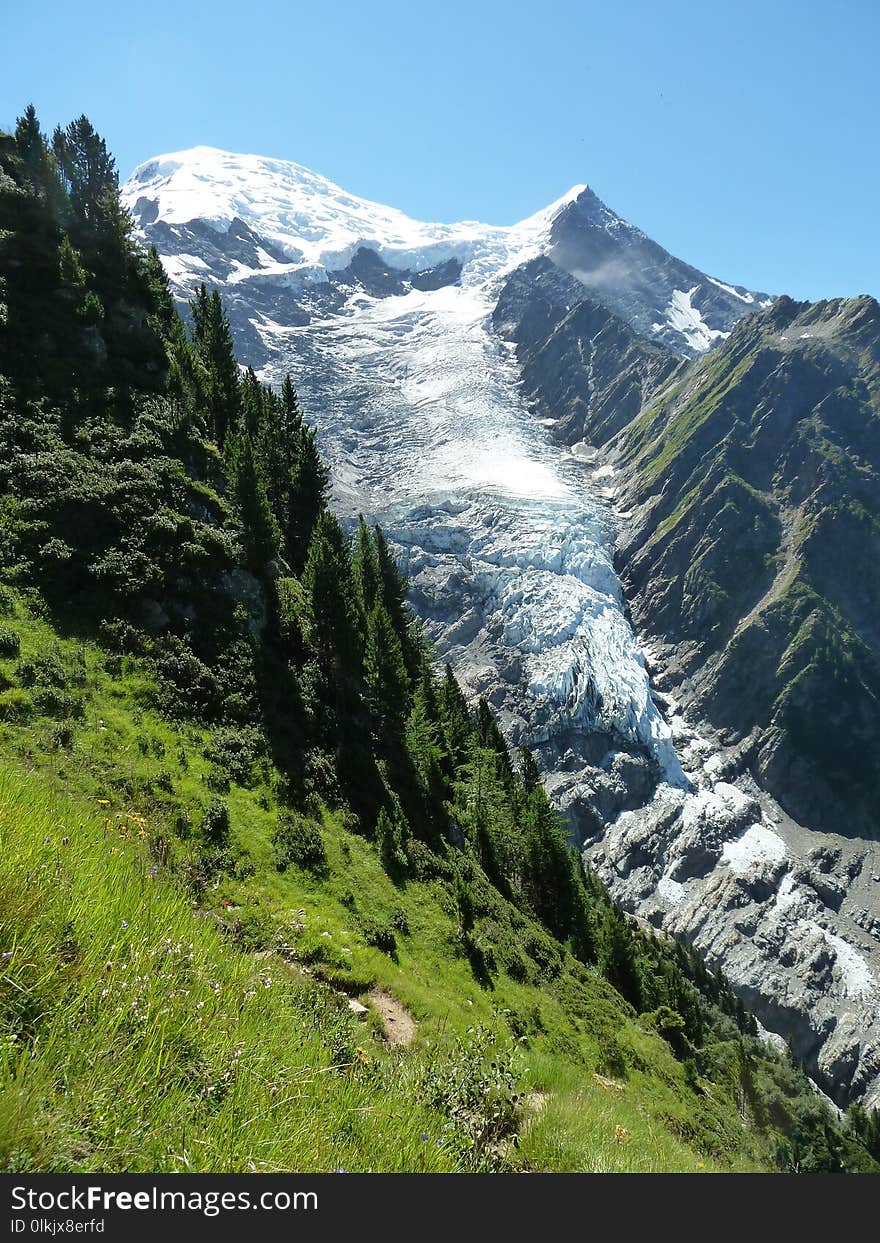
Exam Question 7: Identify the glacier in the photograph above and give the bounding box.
[252,240,683,778]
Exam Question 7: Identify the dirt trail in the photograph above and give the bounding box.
[367,988,416,1046]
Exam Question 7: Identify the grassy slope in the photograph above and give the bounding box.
[0,586,828,1174]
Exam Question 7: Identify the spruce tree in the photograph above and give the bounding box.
[373,524,421,678]
[230,433,280,573]
[301,510,363,713]
[14,105,60,207]
[439,662,472,770]
[189,284,240,448]
[286,422,328,572]
[352,516,382,617]
[364,598,410,750]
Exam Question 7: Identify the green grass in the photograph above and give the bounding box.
[0,588,832,1173]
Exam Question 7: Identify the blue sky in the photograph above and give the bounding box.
[4,1,877,300]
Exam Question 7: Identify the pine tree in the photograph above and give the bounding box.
[352,516,382,617]
[230,433,280,573]
[600,906,642,1007]
[14,105,60,207]
[301,510,363,714]
[189,284,240,448]
[439,663,472,770]
[286,422,329,572]
[364,598,410,750]
[407,663,449,797]
[476,697,514,788]
[52,116,117,226]
[373,524,421,678]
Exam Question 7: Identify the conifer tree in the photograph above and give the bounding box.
[407,663,449,799]
[352,516,382,617]
[439,662,472,769]
[373,524,421,678]
[364,598,410,750]
[600,905,642,1007]
[475,697,514,788]
[189,284,240,448]
[286,422,329,572]
[14,105,60,207]
[301,510,363,712]
[230,433,280,573]
[51,116,131,271]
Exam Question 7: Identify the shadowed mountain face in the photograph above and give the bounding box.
[614,294,880,839]
[548,188,773,355]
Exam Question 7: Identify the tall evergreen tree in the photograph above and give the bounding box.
[373,524,421,677]
[189,284,240,448]
[230,433,280,574]
[285,422,328,572]
[301,510,363,717]
[439,662,472,770]
[364,598,410,750]
[14,105,60,207]
[352,516,382,618]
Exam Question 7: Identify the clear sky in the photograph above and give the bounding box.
[3,1,878,300]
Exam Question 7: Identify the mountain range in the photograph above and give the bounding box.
[124,147,880,1109]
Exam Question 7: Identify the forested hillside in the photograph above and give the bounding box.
[0,106,877,1173]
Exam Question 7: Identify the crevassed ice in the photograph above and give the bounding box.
[254,238,684,780]
[126,147,684,778]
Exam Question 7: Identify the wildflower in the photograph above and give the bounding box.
[147,865,158,878]
[1,951,12,960]
[613,1125,629,1145]
[110,847,118,855]
[333,1169,348,1174]
[355,1047,370,1065]
[121,920,129,929]
[221,899,232,907]
[97,800,110,807]
[421,1133,429,1143]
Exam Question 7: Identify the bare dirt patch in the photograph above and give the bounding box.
[367,987,416,1046]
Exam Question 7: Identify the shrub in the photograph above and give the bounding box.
[0,688,32,722]
[16,651,67,689]
[272,812,326,872]
[360,914,398,959]
[203,726,265,787]
[199,797,230,847]
[31,687,83,719]
[0,627,20,658]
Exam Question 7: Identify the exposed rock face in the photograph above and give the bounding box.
[493,256,682,445]
[614,295,880,840]
[547,187,773,355]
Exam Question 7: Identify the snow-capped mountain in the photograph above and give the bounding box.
[124,146,769,360]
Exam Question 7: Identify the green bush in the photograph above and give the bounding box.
[0,627,20,658]
[360,914,398,958]
[199,797,230,847]
[0,688,32,722]
[203,725,265,787]
[271,812,326,872]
